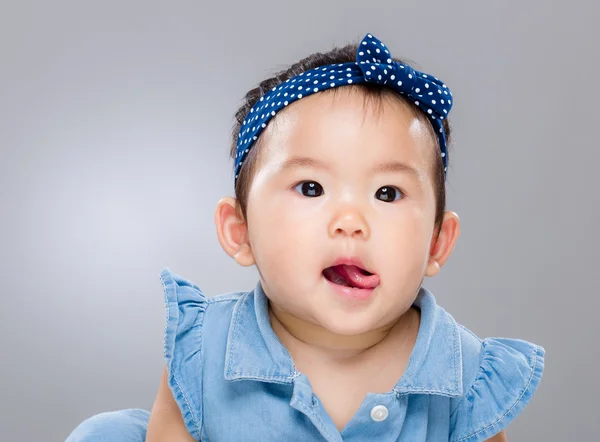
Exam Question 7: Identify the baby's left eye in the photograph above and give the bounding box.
[375,186,403,202]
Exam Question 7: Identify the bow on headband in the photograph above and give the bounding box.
[235,33,453,183]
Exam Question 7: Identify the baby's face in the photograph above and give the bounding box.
[244,89,439,335]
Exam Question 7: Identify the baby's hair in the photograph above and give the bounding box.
[230,40,452,235]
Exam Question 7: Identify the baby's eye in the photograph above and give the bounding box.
[375,186,403,202]
[294,181,324,197]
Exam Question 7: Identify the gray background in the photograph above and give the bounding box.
[0,0,597,441]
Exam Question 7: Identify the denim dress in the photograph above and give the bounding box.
[66,268,545,441]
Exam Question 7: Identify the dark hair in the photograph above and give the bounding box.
[229,40,452,236]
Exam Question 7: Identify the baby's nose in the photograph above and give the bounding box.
[328,209,370,240]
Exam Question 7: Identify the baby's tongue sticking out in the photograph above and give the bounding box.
[323,264,380,289]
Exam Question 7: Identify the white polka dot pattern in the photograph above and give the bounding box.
[235,33,453,182]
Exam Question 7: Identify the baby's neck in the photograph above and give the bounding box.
[268,303,420,363]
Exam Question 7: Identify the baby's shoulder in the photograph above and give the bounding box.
[448,321,545,441]
[159,267,252,439]
[160,266,248,310]
[454,322,544,397]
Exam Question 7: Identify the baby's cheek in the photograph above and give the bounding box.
[378,221,431,275]
[255,222,319,282]
[249,222,292,269]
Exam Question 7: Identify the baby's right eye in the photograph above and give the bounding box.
[294,181,324,197]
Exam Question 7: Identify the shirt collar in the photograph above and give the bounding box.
[224,282,463,397]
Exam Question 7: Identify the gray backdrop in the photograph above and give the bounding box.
[1,1,597,441]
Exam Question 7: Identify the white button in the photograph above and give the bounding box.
[370,405,389,422]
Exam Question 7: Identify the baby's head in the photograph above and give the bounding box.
[215,34,460,338]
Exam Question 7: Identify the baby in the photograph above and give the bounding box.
[66,33,544,442]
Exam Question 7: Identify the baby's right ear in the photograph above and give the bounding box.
[214,197,255,267]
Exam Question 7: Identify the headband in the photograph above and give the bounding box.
[234,33,453,183]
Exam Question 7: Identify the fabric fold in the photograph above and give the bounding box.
[450,337,545,442]
[160,267,207,441]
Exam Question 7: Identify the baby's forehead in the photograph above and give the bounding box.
[263,88,435,158]
[250,93,435,186]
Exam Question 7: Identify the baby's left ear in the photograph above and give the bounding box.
[425,211,460,277]
[214,196,256,267]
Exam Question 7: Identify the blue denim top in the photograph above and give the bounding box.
[160,268,544,442]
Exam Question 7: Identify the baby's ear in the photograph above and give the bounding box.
[425,211,460,277]
[214,197,255,267]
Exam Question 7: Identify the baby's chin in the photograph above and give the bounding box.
[312,308,390,337]
[265,275,411,335]
[292,299,383,336]
[309,288,417,337]
[316,323,380,341]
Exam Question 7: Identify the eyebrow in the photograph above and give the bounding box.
[278,156,422,179]
[278,156,331,171]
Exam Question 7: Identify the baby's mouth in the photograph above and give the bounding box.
[322,265,380,290]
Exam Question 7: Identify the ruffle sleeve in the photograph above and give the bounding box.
[160,267,207,441]
[450,337,545,442]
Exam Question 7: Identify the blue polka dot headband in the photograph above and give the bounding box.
[235,33,453,183]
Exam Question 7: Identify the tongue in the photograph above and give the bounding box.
[324,264,380,289]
